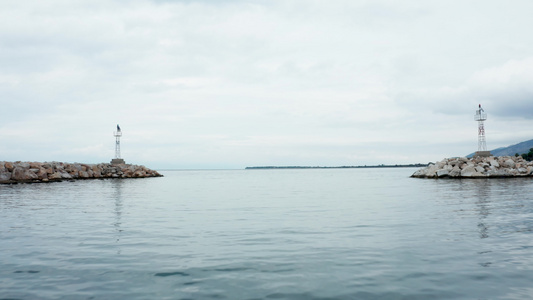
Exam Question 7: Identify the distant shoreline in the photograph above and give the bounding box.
[245,164,428,170]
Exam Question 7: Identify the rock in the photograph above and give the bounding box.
[36,168,49,179]
[449,167,461,177]
[4,162,14,172]
[504,159,515,168]
[425,164,438,178]
[49,172,63,180]
[11,167,38,181]
[18,162,30,169]
[436,169,449,177]
[410,168,426,178]
[29,162,42,169]
[475,166,485,173]
[60,172,72,179]
[461,166,476,177]
[0,169,12,182]
[437,160,446,168]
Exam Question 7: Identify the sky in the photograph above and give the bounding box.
[1,0,533,169]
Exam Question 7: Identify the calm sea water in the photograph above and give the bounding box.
[1,168,533,299]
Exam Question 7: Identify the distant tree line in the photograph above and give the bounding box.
[515,148,533,161]
[245,163,429,170]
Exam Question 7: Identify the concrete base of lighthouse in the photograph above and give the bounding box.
[474,151,492,158]
[111,158,126,165]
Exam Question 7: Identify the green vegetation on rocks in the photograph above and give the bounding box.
[516,148,533,161]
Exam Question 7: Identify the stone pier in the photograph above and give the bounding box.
[0,161,162,184]
[411,155,533,178]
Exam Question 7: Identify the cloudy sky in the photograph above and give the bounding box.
[1,0,533,169]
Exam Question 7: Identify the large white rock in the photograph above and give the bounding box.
[425,164,439,178]
[449,167,461,177]
[504,159,515,168]
[488,159,500,168]
[461,166,476,177]
[436,169,450,177]
[412,169,427,177]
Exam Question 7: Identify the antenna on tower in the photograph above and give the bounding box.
[474,104,491,158]
[111,124,126,165]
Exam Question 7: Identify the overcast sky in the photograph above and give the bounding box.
[1,0,533,169]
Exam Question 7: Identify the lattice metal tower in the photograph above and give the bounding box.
[111,124,125,164]
[114,124,122,158]
[475,104,487,151]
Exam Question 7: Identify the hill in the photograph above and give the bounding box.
[467,139,533,157]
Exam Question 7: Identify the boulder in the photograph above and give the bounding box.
[425,164,439,178]
[29,162,42,169]
[461,166,476,177]
[436,169,449,177]
[411,169,426,177]
[504,159,515,168]
[4,162,14,172]
[0,170,12,182]
[60,172,72,179]
[36,168,49,180]
[11,167,38,181]
[48,172,63,180]
[449,167,461,177]
[18,162,30,169]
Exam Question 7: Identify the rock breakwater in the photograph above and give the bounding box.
[0,161,162,184]
[411,156,533,178]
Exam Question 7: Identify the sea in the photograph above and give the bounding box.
[1,168,533,300]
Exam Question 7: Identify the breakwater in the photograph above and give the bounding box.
[0,161,162,184]
[411,155,533,178]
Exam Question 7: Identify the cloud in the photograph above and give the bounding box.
[469,58,533,119]
[1,0,533,168]
[396,57,533,120]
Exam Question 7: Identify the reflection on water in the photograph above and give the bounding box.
[432,178,533,273]
[113,180,124,254]
[1,170,533,299]
[475,180,491,239]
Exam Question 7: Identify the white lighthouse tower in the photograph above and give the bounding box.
[474,104,491,157]
[111,124,126,165]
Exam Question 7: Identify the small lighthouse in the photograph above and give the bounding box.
[111,124,126,165]
[474,104,491,158]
